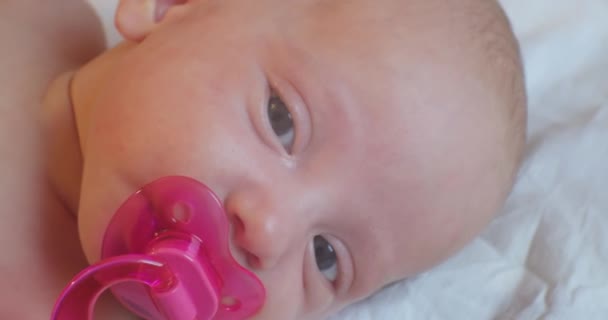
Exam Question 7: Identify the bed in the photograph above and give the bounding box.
[86,1,608,319]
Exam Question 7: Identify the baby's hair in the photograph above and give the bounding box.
[479,1,527,145]
[462,0,528,188]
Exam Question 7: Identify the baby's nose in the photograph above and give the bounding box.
[224,188,298,270]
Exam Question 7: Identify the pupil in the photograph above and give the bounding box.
[268,95,293,136]
[314,236,337,271]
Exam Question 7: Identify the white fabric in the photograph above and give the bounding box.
[87,1,608,319]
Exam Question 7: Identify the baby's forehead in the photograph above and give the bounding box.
[177,0,467,51]
[157,0,504,98]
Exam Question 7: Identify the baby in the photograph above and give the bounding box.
[2,0,526,319]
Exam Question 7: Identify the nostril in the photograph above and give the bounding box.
[229,215,262,268]
[224,190,284,270]
[230,214,245,237]
[246,253,262,269]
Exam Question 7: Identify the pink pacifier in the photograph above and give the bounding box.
[51,176,266,320]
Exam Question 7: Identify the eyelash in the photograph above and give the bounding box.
[269,91,296,151]
[265,88,298,154]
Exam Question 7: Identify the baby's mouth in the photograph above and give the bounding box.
[51,176,266,320]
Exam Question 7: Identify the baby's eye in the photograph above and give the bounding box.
[267,92,295,153]
[314,235,338,282]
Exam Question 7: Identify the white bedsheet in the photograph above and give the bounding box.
[87,1,608,319]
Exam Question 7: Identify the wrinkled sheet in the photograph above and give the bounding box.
[87,0,608,319]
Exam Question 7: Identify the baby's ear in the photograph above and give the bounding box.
[115,0,189,42]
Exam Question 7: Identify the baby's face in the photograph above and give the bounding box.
[76,1,514,318]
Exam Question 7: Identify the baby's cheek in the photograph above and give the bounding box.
[249,281,302,320]
[77,197,111,264]
[77,158,144,264]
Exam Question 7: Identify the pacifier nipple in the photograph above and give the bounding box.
[51,176,265,320]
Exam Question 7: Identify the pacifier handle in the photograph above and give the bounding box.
[52,234,222,320]
[51,255,176,319]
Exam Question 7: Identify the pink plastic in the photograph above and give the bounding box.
[51,176,265,320]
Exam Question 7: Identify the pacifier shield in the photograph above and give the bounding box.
[51,176,265,320]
